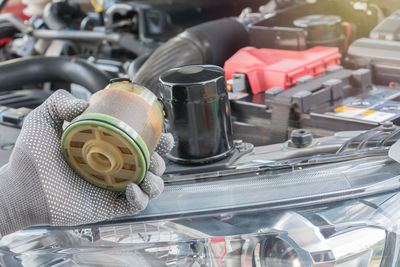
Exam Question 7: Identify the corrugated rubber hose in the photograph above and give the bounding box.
[133,17,249,94]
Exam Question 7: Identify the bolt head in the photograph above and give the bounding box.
[290,129,313,147]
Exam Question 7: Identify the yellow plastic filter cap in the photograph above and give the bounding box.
[63,123,144,191]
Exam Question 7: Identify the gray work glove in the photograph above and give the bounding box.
[0,90,173,236]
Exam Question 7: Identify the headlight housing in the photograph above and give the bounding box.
[1,153,400,266]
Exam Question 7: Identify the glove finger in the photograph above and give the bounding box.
[140,171,164,199]
[149,152,165,176]
[125,182,149,212]
[155,133,174,155]
[33,89,88,130]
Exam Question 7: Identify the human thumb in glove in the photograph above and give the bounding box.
[0,90,173,236]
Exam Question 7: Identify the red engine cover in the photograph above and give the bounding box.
[1,0,29,20]
[0,0,29,45]
[224,46,341,94]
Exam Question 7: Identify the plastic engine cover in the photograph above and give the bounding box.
[224,46,341,94]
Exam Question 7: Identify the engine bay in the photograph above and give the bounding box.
[3,1,400,266]
[1,0,400,176]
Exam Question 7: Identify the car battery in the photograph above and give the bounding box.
[230,67,400,146]
[224,46,341,94]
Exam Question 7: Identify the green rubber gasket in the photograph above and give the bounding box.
[61,113,150,191]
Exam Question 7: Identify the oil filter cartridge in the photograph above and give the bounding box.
[160,65,234,164]
[61,79,163,191]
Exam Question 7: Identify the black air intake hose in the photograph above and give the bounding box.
[133,18,249,93]
[0,56,110,93]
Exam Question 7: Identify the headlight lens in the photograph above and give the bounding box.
[0,210,390,266]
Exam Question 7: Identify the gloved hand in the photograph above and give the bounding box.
[0,90,173,236]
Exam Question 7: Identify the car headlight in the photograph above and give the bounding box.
[0,213,389,266]
[0,152,399,266]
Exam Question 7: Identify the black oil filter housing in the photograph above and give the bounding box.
[160,65,234,164]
